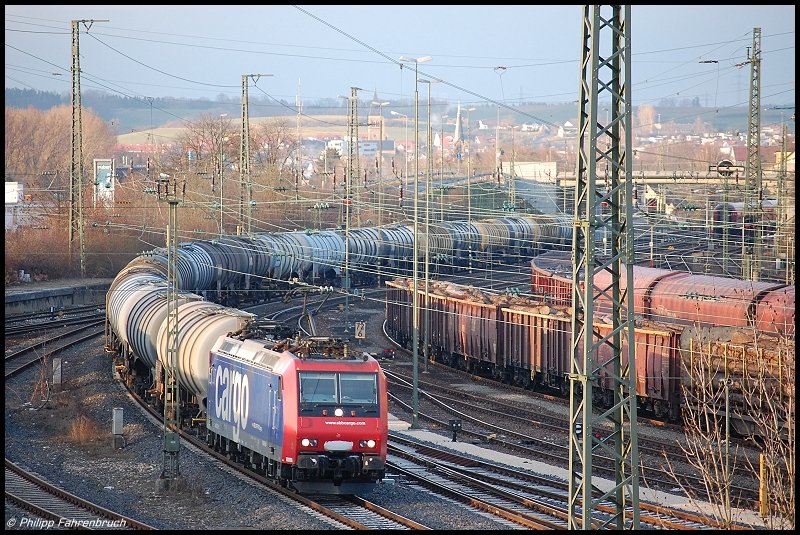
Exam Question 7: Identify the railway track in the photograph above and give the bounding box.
[5,308,106,337]
[5,272,773,529]
[5,304,104,325]
[379,316,763,515]
[383,366,761,500]
[4,312,162,529]
[3,296,432,530]
[387,434,745,530]
[5,453,154,530]
[386,372,761,512]
[4,321,105,380]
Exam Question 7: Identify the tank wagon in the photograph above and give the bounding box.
[113,214,573,307]
[384,277,793,437]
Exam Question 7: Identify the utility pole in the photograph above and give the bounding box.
[509,125,518,210]
[705,185,713,273]
[218,113,228,238]
[240,74,272,235]
[494,66,507,185]
[742,28,762,281]
[296,79,302,204]
[373,100,390,282]
[155,172,186,491]
[439,115,448,222]
[341,87,363,334]
[70,20,107,277]
[400,54,432,430]
[777,122,793,284]
[419,78,438,373]
[569,5,640,529]
[465,107,475,273]
[390,110,409,203]
[240,76,249,236]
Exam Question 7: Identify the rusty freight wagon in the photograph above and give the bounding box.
[386,278,685,420]
[385,276,791,434]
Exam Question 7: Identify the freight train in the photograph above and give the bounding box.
[105,214,575,491]
[120,213,574,306]
[106,210,738,491]
[104,210,585,494]
[384,268,794,437]
[106,270,388,494]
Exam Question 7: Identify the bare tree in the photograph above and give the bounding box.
[6,105,120,279]
[636,103,657,134]
[664,325,794,529]
[253,117,297,172]
[738,334,795,529]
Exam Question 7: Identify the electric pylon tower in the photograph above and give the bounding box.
[347,88,362,227]
[342,87,362,333]
[240,75,251,235]
[156,173,186,487]
[69,20,84,277]
[70,19,108,277]
[742,27,762,280]
[568,5,640,529]
[296,79,302,202]
[240,74,272,235]
[69,21,91,277]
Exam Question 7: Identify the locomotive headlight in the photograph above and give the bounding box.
[301,438,318,447]
[359,439,376,448]
[334,408,344,417]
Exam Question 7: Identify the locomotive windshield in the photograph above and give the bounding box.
[298,372,377,405]
[339,373,377,404]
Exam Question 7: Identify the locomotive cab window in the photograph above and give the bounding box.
[299,372,337,403]
[298,372,378,407]
[339,373,377,405]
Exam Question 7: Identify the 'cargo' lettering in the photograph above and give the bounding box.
[214,363,249,431]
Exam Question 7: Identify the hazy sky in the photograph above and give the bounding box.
[5,5,796,113]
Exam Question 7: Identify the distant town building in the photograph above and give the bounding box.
[557,121,578,138]
[514,162,559,181]
[5,181,43,230]
[326,139,397,158]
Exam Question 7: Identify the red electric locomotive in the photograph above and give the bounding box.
[206,335,388,494]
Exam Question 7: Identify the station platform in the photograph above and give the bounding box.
[4,278,113,316]
[387,412,762,526]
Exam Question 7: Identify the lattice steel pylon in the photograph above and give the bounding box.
[343,87,362,333]
[240,74,271,235]
[742,27,762,280]
[70,19,107,277]
[157,174,186,484]
[69,21,85,278]
[568,5,640,529]
[240,75,251,235]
